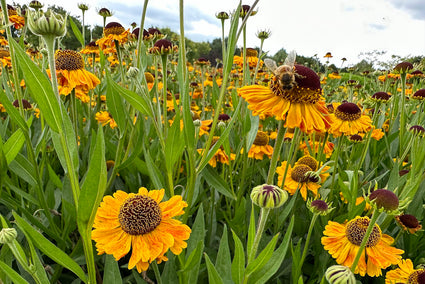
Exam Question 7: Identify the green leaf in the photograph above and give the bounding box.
[231,229,245,284]
[182,241,204,284]
[245,113,259,150]
[197,97,242,173]
[0,260,28,284]
[68,17,84,47]
[186,203,205,257]
[13,213,87,282]
[50,107,79,173]
[8,153,37,186]
[205,253,224,284]
[115,79,154,119]
[248,216,295,284]
[165,114,185,173]
[9,39,63,133]
[247,204,256,258]
[106,72,129,136]
[103,255,123,284]
[0,84,28,132]
[28,234,50,284]
[245,233,280,276]
[215,225,232,284]
[142,145,165,190]
[3,129,25,165]
[201,166,236,200]
[77,128,107,229]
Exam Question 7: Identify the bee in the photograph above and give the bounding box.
[264,50,300,91]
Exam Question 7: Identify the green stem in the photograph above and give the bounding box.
[350,210,381,274]
[252,39,264,83]
[152,261,163,284]
[266,120,285,184]
[399,73,407,157]
[294,213,319,284]
[247,207,271,265]
[136,0,150,69]
[161,55,169,138]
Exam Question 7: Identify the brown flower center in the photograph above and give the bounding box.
[55,50,84,71]
[334,102,362,121]
[296,155,318,171]
[270,77,321,104]
[407,269,425,284]
[291,164,313,183]
[0,49,10,58]
[118,195,162,235]
[345,217,381,247]
[398,214,420,229]
[253,131,269,146]
[104,22,125,36]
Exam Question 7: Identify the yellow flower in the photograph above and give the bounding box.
[385,259,425,284]
[95,111,117,129]
[243,131,273,160]
[328,102,372,137]
[47,50,100,102]
[276,156,329,200]
[92,187,191,273]
[197,136,236,168]
[96,22,130,50]
[322,216,404,277]
[238,65,332,134]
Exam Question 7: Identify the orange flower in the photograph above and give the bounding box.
[92,188,191,273]
[322,216,404,277]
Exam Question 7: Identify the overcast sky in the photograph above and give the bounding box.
[14,0,425,66]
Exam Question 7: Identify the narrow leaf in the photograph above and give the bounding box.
[0,260,28,284]
[205,253,224,284]
[106,72,129,136]
[0,84,28,131]
[10,39,63,132]
[103,255,123,284]
[215,225,232,284]
[247,204,256,258]
[13,213,87,282]
[231,229,245,284]
[201,166,236,200]
[3,129,25,165]
[248,216,295,284]
[69,17,84,47]
[245,233,280,276]
[78,128,107,229]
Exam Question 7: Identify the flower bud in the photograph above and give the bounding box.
[0,228,17,244]
[256,29,271,40]
[126,66,139,78]
[27,9,67,37]
[216,11,229,20]
[325,265,356,284]
[251,184,288,209]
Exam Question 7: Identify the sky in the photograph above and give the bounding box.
[13,0,425,66]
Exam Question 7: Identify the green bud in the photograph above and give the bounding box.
[325,265,356,284]
[27,9,67,38]
[193,119,202,127]
[251,184,288,209]
[0,228,17,244]
[126,66,139,78]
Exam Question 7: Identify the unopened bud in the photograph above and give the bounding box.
[325,265,356,284]
[251,184,288,209]
[27,9,67,37]
[0,228,17,244]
